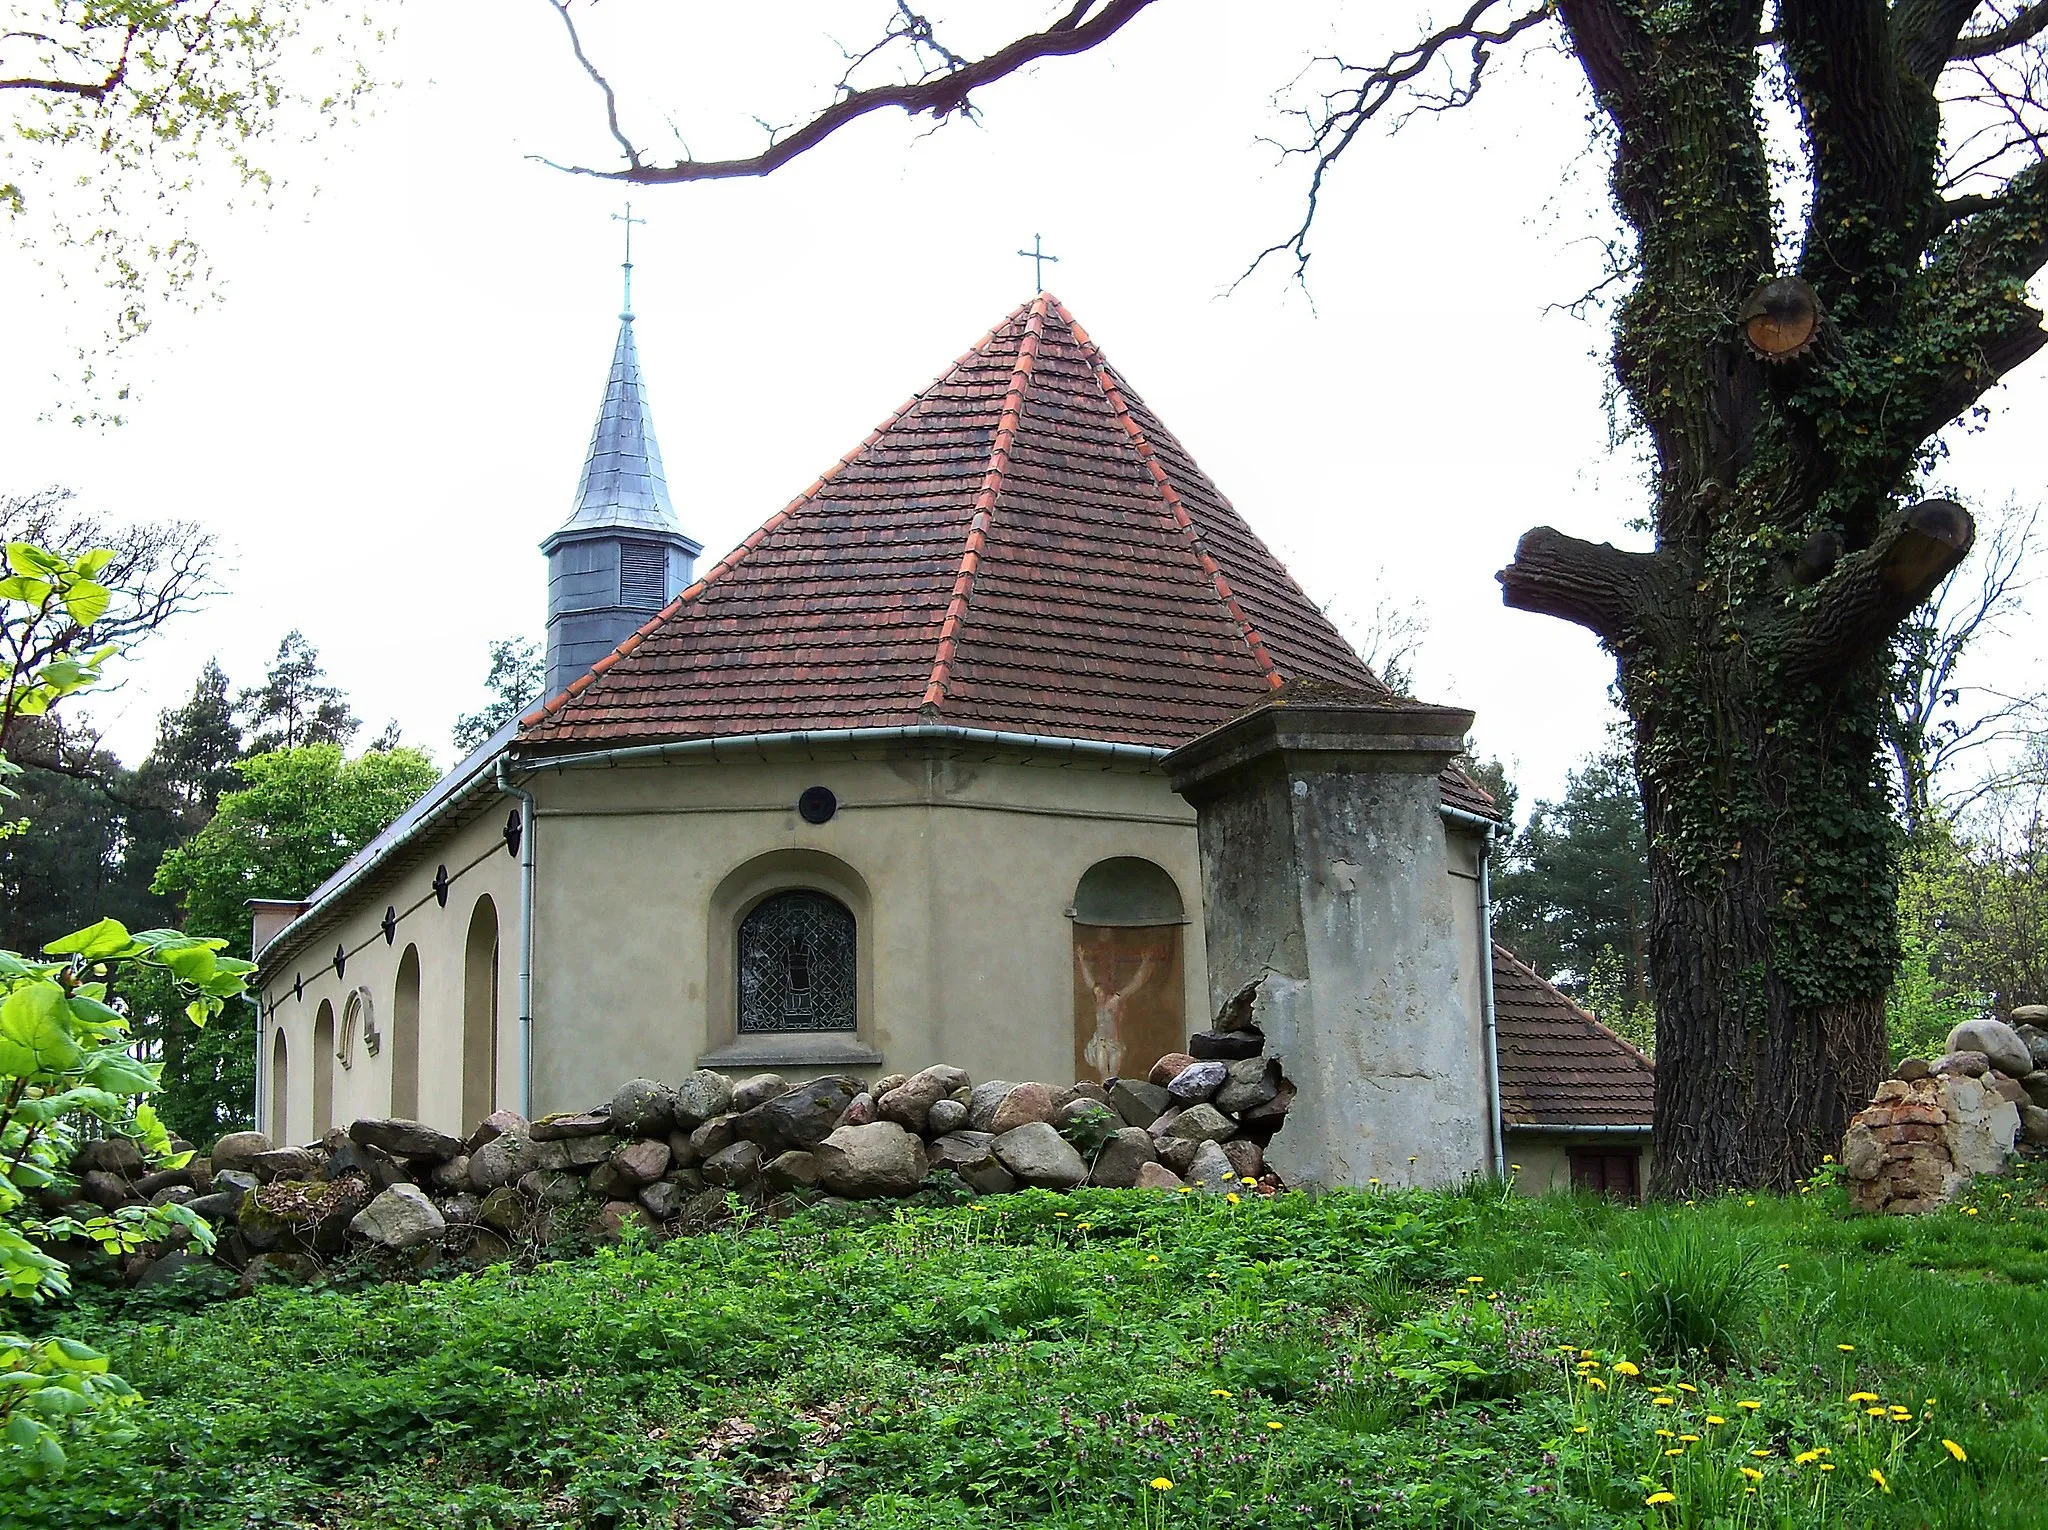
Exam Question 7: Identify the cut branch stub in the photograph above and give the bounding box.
[1739,277,1825,362]
[1776,499,1975,682]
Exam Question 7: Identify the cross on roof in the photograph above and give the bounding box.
[613,202,647,317]
[1016,232,1059,292]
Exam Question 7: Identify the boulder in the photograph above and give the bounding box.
[1212,976,1263,1034]
[1161,1103,1237,1144]
[350,1119,465,1162]
[729,1073,793,1113]
[1189,1027,1265,1062]
[1896,1057,1933,1081]
[79,1170,135,1209]
[1933,1050,1991,1079]
[1088,1126,1158,1188]
[1056,1098,1118,1137]
[702,1140,764,1188]
[1134,1161,1186,1192]
[1215,1056,1284,1116]
[961,1159,1019,1195]
[1166,1060,1229,1104]
[251,1146,322,1183]
[1991,1075,2030,1107]
[536,1133,617,1171]
[2022,1104,2048,1146]
[590,1201,649,1243]
[477,1186,526,1232]
[926,1130,998,1174]
[965,1079,1017,1133]
[992,1122,1089,1190]
[671,1069,736,1129]
[465,1110,527,1154]
[878,1067,955,1133]
[666,1130,702,1168]
[638,1178,692,1220]
[1157,1138,1200,1175]
[737,1075,863,1156]
[587,1162,630,1201]
[1047,1084,1082,1114]
[1186,1140,1238,1192]
[1943,1074,2021,1177]
[349,1184,446,1249]
[207,1131,271,1177]
[1221,1138,1265,1182]
[689,1114,739,1158]
[610,1079,677,1137]
[430,1155,473,1190]
[213,1168,259,1199]
[1946,1019,2035,1079]
[438,1192,483,1224]
[763,1149,822,1192]
[1148,1053,1198,1087]
[988,1082,1056,1135]
[2023,1072,2048,1110]
[326,1140,410,1190]
[468,1132,541,1190]
[871,1073,910,1100]
[534,1172,582,1206]
[612,1138,672,1185]
[1109,1079,1170,1129]
[836,1091,879,1128]
[530,1109,614,1142]
[2014,1004,2048,1024]
[2015,1023,2048,1073]
[925,1097,969,1135]
[813,1122,927,1199]
[73,1137,145,1178]
[185,1191,241,1223]
[1237,1080,1297,1142]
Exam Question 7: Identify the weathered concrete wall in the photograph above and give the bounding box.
[1507,1135,1650,1198]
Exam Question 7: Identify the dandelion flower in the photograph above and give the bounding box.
[1966,1208,1980,1216]
[1211,1388,1233,1398]
[1368,1178,1381,1187]
[1867,1407,1888,1418]
[1586,1377,1608,1391]
[1943,1439,1967,1462]
[1573,1425,1590,1434]
[1146,1254,1161,1263]
[1738,1400,1763,1411]
[1226,1193,1242,1205]
[1467,1276,1485,1284]
[1778,1263,1790,1271]
[1646,1492,1676,1506]
[1651,1396,1677,1407]
[1655,1429,1675,1439]
[1679,1434,1700,1443]
[1705,1416,1727,1426]
[1751,1449,1775,1459]
[1241,1176,1258,1186]
[1740,1467,1763,1481]
[1614,1361,1641,1377]
[1558,1345,1578,1355]
[1267,1421,1284,1431]
[1889,1407,1913,1421]
[1176,1186,1192,1195]
[1510,1163,1522,1173]
[1870,1468,1890,1493]
[1819,1463,1835,1472]
[1150,1478,1174,1492]
[1795,1451,1822,1465]
[1408,1155,1418,1164]
[1055,1212,1070,1219]
[1676,1383,1697,1394]
[1848,1392,1879,1403]
[1665,1447,1684,1456]
[1838,1344,1855,1353]
[1746,1199,1756,1206]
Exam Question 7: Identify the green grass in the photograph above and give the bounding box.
[6,1168,2048,1530]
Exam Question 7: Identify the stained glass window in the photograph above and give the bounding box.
[738,890,857,1033]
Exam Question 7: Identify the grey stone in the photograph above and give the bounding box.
[530,1109,614,1142]
[478,1186,526,1232]
[587,1162,630,1201]
[1237,1080,1297,1140]
[988,1082,1055,1135]
[871,1073,910,1099]
[736,1075,861,1155]
[1088,1126,1158,1188]
[763,1149,822,1192]
[1157,1138,1200,1175]
[878,1067,954,1132]
[590,1201,649,1242]
[702,1140,764,1188]
[207,1131,271,1176]
[1991,1074,2030,1107]
[2022,1104,2048,1146]
[468,1132,541,1190]
[836,1092,880,1128]
[1109,1079,1170,1128]
[213,1169,259,1198]
[992,1122,1089,1189]
[666,1130,702,1168]
[729,1073,793,1113]
[671,1069,736,1129]
[350,1119,465,1161]
[638,1178,691,1219]
[2023,1071,2048,1110]
[1056,1099,1118,1136]
[926,1130,998,1174]
[148,1184,198,1209]
[430,1155,473,1190]
[1187,1141,1237,1191]
[134,1250,196,1288]
[1221,1138,1265,1182]
[1215,1055,1284,1116]
[536,1172,582,1206]
[79,1170,135,1209]
[438,1192,482,1224]
[960,1159,1018,1195]
[2013,1023,2048,1073]
[1947,1019,2035,1079]
[349,1184,446,1249]
[965,1080,1017,1133]
[1896,1057,1933,1081]
[73,1137,144,1178]
[813,1122,927,1199]
[1166,1060,1229,1103]
[1189,1027,1266,1061]
[1933,1050,1991,1078]
[325,1139,409,1190]
[1162,1103,1237,1144]
[1212,976,1264,1034]
[611,1079,677,1137]
[466,1110,527,1153]
[1940,1074,2021,1176]
[925,1097,969,1135]
[1047,1084,1081,1114]
[690,1114,739,1158]
[2014,1005,2048,1023]
[613,1138,672,1185]
[1134,1161,1186,1191]
[251,1146,322,1183]
[536,1132,617,1171]
[185,1191,241,1222]
[1071,1080,1112,1105]
[1148,1053,1198,1086]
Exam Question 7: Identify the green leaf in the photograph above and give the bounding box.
[72,549,115,579]
[83,1052,157,1095]
[0,981,83,1075]
[161,944,219,983]
[60,577,110,629]
[43,918,133,961]
[0,575,52,606]
[5,543,66,578]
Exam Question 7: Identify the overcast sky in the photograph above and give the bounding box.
[4,2,2042,809]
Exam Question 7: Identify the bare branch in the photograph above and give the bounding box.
[537,0,1159,185]
[1497,526,1663,642]
[547,0,638,169]
[1952,0,2048,58]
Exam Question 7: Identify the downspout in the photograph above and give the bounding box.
[495,756,538,1119]
[1441,803,1504,1179]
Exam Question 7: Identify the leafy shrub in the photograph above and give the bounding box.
[1600,1217,1766,1362]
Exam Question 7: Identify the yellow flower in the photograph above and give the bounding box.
[1848,1392,1879,1403]
[1738,1400,1763,1411]
[1740,1467,1763,1481]
[1226,1193,1242,1205]
[1838,1343,1855,1352]
[1678,1434,1699,1443]
[969,1203,986,1210]
[1751,1449,1774,1459]
[1149,1478,1173,1492]
[1266,1421,1284,1431]
[1943,1439,1967,1462]
[1055,1212,1070,1219]
[1745,1199,1755,1206]
[1870,1468,1890,1493]
[1467,1276,1485,1284]
[1823,1154,1835,1163]
[1705,1416,1726,1426]
[1241,1176,1258,1185]
[1510,1163,1522,1172]
[1558,1345,1578,1355]
[1146,1254,1161,1263]
[1646,1492,1676,1506]
[1368,1178,1381,1186]
[1795,1450,1822,1465]
[1585,1377,1607,1390]
[1889,1407,1913,1420]
[1867,1407,1888,1418]
[1778,1263,1790,1271]
[1820,1463,1835,1472]
[1572,1425,1590,1434]
[1651,1396,1676,1407]
[1675,1383,1697,1394]
[1614,1361,1641,1377]
[1655,1429,1674,1439]
[1078,1222,1093,1230]
[1408,1155,1417,1163]
[1211,1388,1232,1398]
[1966,1207,1980,1216]
[1664,1447,1684,1456]
[1176,1186,1192,1195]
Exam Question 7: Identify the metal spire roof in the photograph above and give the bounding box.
[545,314,685,549]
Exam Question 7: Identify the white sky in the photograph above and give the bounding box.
[4,2,2042,809]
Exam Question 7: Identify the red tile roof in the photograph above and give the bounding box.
[519,293,1491,819]
[1492,943,1655,1129]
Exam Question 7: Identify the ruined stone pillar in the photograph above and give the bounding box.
[1164,690,1484,1189]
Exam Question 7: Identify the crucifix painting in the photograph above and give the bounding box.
[1069,856,1187,1085]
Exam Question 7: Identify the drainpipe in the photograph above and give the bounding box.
[495,756,538,1119]
[1440,803,1504,1179]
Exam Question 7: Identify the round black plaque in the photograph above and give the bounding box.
[797,786,838,825]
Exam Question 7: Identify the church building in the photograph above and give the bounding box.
[250,284,1652,1192]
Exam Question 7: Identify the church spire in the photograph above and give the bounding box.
[540,209,702,700]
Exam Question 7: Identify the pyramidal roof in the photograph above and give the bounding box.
[521,294,1474,789]
[544,315,686,549]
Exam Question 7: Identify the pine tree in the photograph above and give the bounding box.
[238,631,359,754]
[452,636,544,753]
[134,659,244,824]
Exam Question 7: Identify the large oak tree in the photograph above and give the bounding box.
[539,0,2048,1192]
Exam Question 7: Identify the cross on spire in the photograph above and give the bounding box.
[1017,232,1059,292]
[613,202,647,318]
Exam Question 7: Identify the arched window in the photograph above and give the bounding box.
[312,1000,336,1138]
[269,1027,290,1143]
[339,987,376,1070]
[391,945,421,1120]
[462,897,500,1128]
[1071,858,1186,1085]
[738,890,856,1033]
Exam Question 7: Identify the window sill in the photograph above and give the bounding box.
[698,1034,884,1070]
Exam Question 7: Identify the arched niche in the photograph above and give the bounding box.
[391,945,421,1120]
[1070,857,1186,1085]
[312,1000,336,1138]
[269,1027,290,1143]
[462,895,500,1129]
[703,849,878,1066]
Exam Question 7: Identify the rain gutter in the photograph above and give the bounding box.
[494,755,538,1119]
